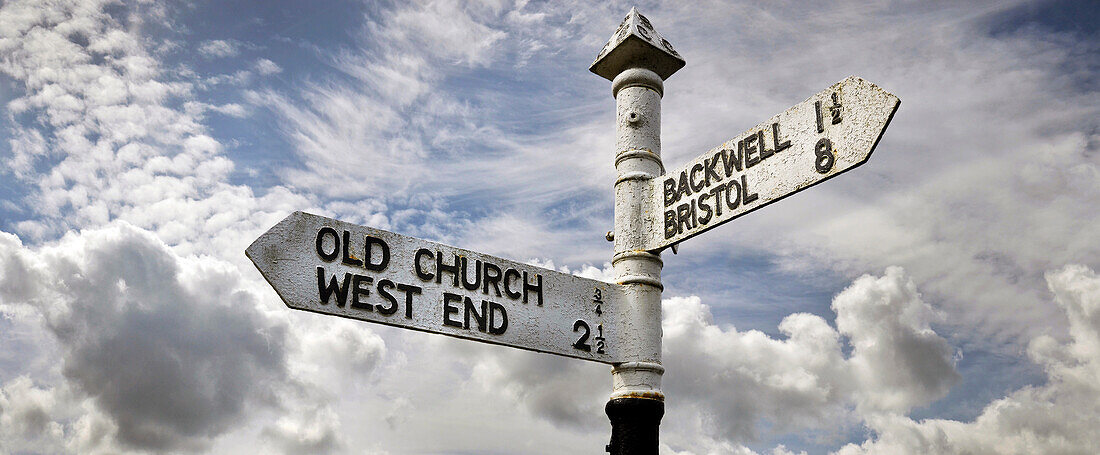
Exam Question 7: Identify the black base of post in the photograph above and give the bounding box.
[605,397,664,454]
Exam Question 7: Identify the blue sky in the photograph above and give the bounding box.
[1,0,1099,454]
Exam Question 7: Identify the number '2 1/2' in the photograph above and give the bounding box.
[573,320,604,353]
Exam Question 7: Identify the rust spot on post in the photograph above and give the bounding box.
[617,391,665,401]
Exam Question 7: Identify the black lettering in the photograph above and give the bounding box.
[721,147,743,176]
[488,302,507,335]
[663,178,677,207]
[815,100,825,133]
[831,92,842,124]
[341,230,362,267]
[743,134,760,168]
[703,152,723,186]
[436,253,460,287]
[726,179,742,210]
[709,184,725,217]
[376,279,397,315]
[363,236,389,272]
[523,272,543,306]
[698,192,713,224]
[689,198,698,229]
[772,122,791,153]
[317,267,350,307]
[573,320,591,351]
[675,170,692,201]
[442,293,462,328]
[414,248,434,281]
[815,137,835,174]
[664,209,677,239]
[757,130,774,161]
[460,258,481,291]
[689,163,705,192]
[741,174,759,204]
[503,269,521,299]
[351,274,373,310]
[396,283,420,318]
[464,297,487,332]
[315,227,339,262]
[483,262,503,297]
[676,203,691,235]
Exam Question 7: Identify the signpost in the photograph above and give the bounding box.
[647,77,900,251]
[246,7,899,455]
[247,211,624,363]
[589,8,683,454]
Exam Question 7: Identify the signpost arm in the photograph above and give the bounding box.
[590,8,684,454]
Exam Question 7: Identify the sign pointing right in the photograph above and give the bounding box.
[645,76,900,251]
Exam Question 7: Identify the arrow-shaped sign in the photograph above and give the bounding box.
[644,76,900,251]
[247,211,623,363]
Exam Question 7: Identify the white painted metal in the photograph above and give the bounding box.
[590,7,684,82]
[646,76,900,251]
[592,8,682,403]
[247,211,624,364]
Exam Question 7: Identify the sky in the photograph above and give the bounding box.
[0,0,1098,454]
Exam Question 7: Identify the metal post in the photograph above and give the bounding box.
[589,8,684,454]
[606,66,667,455]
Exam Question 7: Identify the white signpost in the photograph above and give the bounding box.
[247,211,623,363]
[648,76,900,251]
[246,7,900,454]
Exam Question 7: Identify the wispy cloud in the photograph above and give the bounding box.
[198,39,239,59]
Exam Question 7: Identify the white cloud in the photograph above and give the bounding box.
[261,405,342,454]
[835,264,1100,455]
[462,266,958,453]
[253,1,619,221]
[835,267,959,415]
[6,126,48,177]
[198,39,239,58]
[383,0,506,68]
[209,102,247,117]
[254,58,281,75]
[0,377,66,453]
[659,267,956,452]
[202,69,253,87]
[0,0,319,259]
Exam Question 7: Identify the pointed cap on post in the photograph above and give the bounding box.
[590,7,685,81]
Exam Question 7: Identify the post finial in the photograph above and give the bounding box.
[590,8,685,81]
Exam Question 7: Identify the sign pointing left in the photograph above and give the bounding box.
[247,211,623,364]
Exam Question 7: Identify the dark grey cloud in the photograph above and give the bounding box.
[0,225,290,452]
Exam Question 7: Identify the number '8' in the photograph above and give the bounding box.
[815,138,835,174]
